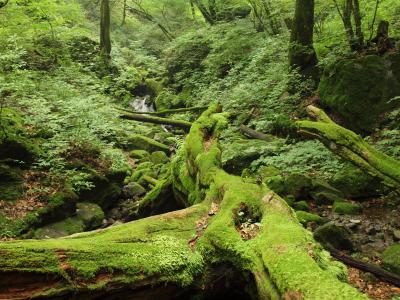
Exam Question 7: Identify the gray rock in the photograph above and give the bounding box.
[123,182,146,198]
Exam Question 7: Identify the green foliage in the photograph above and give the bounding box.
[251,140,346,178]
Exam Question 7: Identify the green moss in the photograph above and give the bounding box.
[34,216,86,239]
[126,134,170,153]
[331,164,382,198]
[314,224,353,251]
[332,201,361,215]
[296,211,323,225]
[0,108,40,163]
[311,191,345,205]
[154,90,186,111]
[76,203,104,229]
[381,243,400,275]
[150,151,169,165]
[293,201,309,212]
[0,164,24,202]
[319,55,400,133]
[0,203,207,286]
[130,149,150,160]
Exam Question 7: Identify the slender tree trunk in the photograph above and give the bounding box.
[288,0,318,81]
[121,0,127,26]
[100,0,111,58]
[352,0,364,48]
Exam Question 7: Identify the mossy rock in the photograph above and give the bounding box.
[126,134,170,154]
[76,203,105,230]
[311,191,345,205]
[296,211,323,225]
[78,172,122,209]
[34,217,85,239]
[150,151,169,165]
[0,164,24,202]
[293,200,310,212]
[330,165,382,198]
[319,54,400,133]
[36,188,79,226]
[314,223,354,251]
[283,173,313,199]
[123,182,146,198]
[381,243,400,275]
[332,201,361,215]
[0,109,40,163]
[130,150,150,161]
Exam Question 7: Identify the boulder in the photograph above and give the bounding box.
[76,203,105,230]
[314,223,354,251]
[330,165,382,198]
[150,151,169,165]
[123,182,146,198]
[130,149,150,161]
[0,108,40,164]
[319,53,400,134]
[332,201,361,215]
[34,217,85,239]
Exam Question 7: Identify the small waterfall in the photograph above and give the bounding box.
[129,95,154,112]
[129,95,170,132]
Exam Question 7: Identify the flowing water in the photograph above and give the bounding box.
[129,95,154,112]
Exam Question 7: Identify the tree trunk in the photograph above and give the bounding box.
[120,113,193,131]
[100,0,111,57]
[297,105,400,193]
[352,0,364,48]
[120,0,127,27]
[288,0,318,81]
[0,104,367,299]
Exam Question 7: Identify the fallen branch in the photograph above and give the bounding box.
[239,125,275,142]
[120,114,193,131]
[327,245,400,287]
[116,106,208,116]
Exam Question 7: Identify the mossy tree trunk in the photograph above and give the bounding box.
[288,0,318,81]
[0,105,366,300]
[100,0,111,58]
[297,105,400,193]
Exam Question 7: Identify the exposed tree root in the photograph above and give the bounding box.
[0,104,366,299]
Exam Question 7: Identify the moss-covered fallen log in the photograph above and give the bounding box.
[117,106,208,116]
[0,104,366,299]
[120,113,193,131]
[297,105,400,193]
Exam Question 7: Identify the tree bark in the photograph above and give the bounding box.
[100,0,111,57]
[288,0,318,81]
[0,105,367,299]
[120,113,193,131]
[116,106,208,116]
